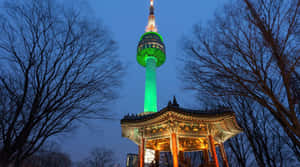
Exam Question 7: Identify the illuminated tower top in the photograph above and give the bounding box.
[137,0,166,68]
[146,0,157,32]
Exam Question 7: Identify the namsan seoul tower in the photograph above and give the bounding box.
[137,0,166,113]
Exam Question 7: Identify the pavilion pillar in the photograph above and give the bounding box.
[155,150,160,166]
[139,137,145,167]
[202,149,210,164]
[208,135,219,167]
[220,143,229,167]
[171,133,179,167]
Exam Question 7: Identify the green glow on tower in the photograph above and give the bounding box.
[137,32,166,113]
[144,57,157,112]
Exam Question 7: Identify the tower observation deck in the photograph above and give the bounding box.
[137,0,166,113]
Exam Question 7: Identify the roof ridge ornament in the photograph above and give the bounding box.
[168,100,172,107]
[172,96,179,107]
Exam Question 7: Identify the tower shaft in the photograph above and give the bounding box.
[144,57,157,112]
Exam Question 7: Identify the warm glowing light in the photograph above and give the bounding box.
[139,139,145,167]
[144,149,155,164]
[146,0,157,32]
[171,133,179,167]
[146,17,157,32]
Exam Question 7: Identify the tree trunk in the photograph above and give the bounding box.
[14,159,22,167]
[0,150,11,167]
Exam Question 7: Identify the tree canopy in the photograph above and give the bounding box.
[0,0,123,166]
[181,0,299,166]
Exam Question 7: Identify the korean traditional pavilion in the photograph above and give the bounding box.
[121,1,242,166]
[121,98,242,167]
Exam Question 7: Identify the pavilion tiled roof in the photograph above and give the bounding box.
[120,97,242,148]
[121,104,235,124]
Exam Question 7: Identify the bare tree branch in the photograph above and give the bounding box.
[181,0,300,151]
[0,0,123,166]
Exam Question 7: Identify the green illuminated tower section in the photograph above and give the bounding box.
[137,0,166,113]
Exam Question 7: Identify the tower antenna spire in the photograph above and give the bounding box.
[146,0,157,32]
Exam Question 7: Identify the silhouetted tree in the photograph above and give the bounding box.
[24,151,71,167]
[77,147,115,167]
[181,0,299,152]
[23,142,71,167]
[225,97,298,167]
[0,0,123,166]
[226,134,253,167]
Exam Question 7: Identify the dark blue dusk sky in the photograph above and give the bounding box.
[58,0,227,165]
